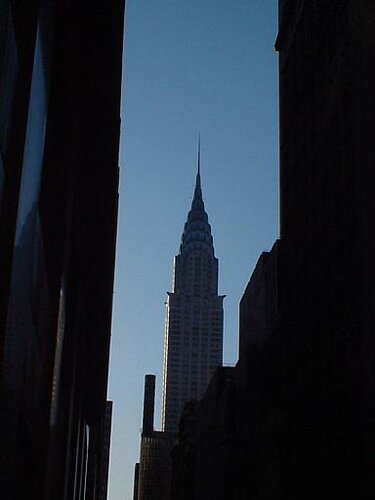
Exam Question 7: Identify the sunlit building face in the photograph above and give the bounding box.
[162,159,224,433]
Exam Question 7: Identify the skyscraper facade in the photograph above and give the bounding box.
[162,152,224,433]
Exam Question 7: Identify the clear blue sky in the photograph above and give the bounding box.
[108,1,279,498]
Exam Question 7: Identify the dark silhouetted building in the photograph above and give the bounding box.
[239,241,279,356]
[171,1,375,498]
[133,463,140,500]
[0,1,124,498]
[171,366,236,500]
[137,375,176,500]
[171,245,280,500]
[86,400,114,500]
[274,0,375,496]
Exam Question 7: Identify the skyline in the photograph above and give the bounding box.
[108,1,279,498]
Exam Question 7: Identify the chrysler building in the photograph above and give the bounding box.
[162,146,224,433]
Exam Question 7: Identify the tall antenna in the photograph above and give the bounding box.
[197,134,201,176]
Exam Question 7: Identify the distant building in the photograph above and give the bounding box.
[136,152,224,498]
[162,148,224,432]
[171,366,236,500]
[137,375,176,500]
[133,463,140,500]
[239,240,279,355]
[86,401,114,500]
[0,1,124,498]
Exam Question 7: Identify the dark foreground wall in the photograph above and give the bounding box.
[0,1,124,498]
[172,2,375,498]
[275,1,375,497]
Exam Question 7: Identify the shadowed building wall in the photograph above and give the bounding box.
[274,1,375,496]
[172,1,375,498]
[137,375,176,500]
[171,247,280,500]
[0,1,124,498]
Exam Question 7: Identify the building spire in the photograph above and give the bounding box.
[196,134,201,188]
[193,135,203,206]
[178,140,214,257]
[197,134,201,174]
